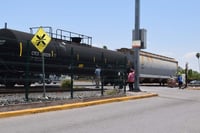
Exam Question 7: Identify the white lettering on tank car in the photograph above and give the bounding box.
[31,51,51,57]
[0,40,6,45]
[31,51,40,56]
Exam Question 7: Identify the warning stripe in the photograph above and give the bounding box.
[19,42,22,56]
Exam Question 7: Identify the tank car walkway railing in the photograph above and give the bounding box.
[55,29,92,46]
[29,26,92,46]
[30,26,53,37]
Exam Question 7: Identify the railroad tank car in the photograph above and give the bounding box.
[0,28,126,87]
[118,48,178,84]
[0,27,178,87]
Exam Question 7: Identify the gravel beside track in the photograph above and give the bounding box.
[0,81,162,112]
[0,88,136,112]
[0,91,103,105]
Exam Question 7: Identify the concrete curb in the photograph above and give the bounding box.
[187,87,200,90]
[0,93,158,118]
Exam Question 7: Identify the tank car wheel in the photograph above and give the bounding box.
[5,82,15,88]
[23,82,31,87]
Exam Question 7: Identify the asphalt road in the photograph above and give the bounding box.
[1,86,200,133]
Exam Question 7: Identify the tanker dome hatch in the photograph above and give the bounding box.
[71,37,82,43]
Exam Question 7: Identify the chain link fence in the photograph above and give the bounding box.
[0,36,128,101]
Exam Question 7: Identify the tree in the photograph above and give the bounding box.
[196,53,200,72]
[177,66,200,81]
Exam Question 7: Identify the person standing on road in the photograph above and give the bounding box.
[177,74,183,89]
[94,65,101,88]
[128,68,135,91]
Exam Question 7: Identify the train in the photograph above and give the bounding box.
[0,26,178,88]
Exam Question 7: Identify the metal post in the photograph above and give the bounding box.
[124,57,127,94]
[133,0,141,92]
[42,53,46,97]
[101,52,104,96]
[70,47,74,99]
[185,62,188,88]
[4,22,7,29]
[25,40,30,101]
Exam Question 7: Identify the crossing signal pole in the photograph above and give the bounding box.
[133,0,141,92]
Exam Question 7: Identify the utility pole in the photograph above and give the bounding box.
[133,0,141,92]
[185,62,188,88]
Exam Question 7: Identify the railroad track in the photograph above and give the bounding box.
[0,85,101,94]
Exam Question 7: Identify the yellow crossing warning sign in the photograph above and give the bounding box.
[31,27,51,53]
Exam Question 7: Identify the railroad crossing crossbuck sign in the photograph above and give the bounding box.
[31,27,51,53]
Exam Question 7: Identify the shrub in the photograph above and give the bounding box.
[105,89,120,95]
[61,79,71,88]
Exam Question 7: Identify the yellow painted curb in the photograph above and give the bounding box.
[0,93,158,118]
[187,87,200,90]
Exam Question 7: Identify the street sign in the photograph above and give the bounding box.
[132,29,147,49]
[31,27,52,97]
[132,40,141,48]
[31,27,51,53]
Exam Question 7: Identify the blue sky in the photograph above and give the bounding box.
[1,0,200,72]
